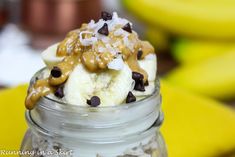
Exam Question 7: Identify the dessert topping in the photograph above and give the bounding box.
[132,72,144,81]
[137,50,143,60]
[101,11,112,21]
[98,23,109,36]
[122,23,132,33]
[134,80,145,92]
[132,72,145,92]
[126,91,136,103]
[87,96,101,107]
[25,12,155,110]
[144,80,149,86]
[51,66,62,78]
[54,85,64,98]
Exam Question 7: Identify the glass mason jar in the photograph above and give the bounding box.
[20,69,167,157]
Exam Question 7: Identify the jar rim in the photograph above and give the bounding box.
[32,67,161,113]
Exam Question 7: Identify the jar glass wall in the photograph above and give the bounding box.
[20,69,167,157]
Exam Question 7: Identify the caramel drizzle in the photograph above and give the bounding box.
[25,26,154,110]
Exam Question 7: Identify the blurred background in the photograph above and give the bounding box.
[0,0,235,157]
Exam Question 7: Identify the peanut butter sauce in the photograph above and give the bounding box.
[25,20,155,110]
[25,79,55,110]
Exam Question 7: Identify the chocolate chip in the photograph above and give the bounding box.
[144,80,149,86]
[87,96,100,107]
[132,72,145,91]
[134,81,145,91]
[54,86,64,98]
[98,23,109,36]
[126,91,136,103]
[137,50,143,60]
[132,72,144,82]
[122,23,132,33]
[101,11,112,21]
[51,66,62,78]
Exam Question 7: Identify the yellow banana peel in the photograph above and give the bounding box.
[161,80,235,157]
[172,39,235,64]
[122,0,235,39]
[165,49,235,100]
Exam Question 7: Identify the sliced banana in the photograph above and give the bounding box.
[95,64,134,106]
[64,64,95,106]
[41,43,65,68]
[138,53,157,82]
[64,64,134,106]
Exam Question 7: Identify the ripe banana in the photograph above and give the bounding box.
[138,54,157,82]
[133,54,157,97]
[41,43,64,68]
[172,39,235,64]
[165,49,235,100]
[64,64,134,106]
[161,80,235,157]
[122,0,235,39]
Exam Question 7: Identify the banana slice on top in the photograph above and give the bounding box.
[64,64,95,106]
[95,64,134,106]
[41,43,65,68]
[64,64,134,106]
[138,53,157,82]
[132,53,157,97]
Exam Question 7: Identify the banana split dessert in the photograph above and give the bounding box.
[23,12,165,157]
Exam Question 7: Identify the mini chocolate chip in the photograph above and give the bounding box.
[54,86,64,98]
[132,72,144,82]
[101,11,112,21]
[137,50,143,60]
[134,80,145,91]
[51,66,62,78]
[122,23,132,33]
[144,80,149,86]
[87,96,100,107]
[98,23,109,36]
[126,91,136,103]
[132,72,145,91]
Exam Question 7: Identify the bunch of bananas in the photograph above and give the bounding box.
[123,0,235,101]
[122,0,235,40]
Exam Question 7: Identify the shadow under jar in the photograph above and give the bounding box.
[20,69,167,157]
